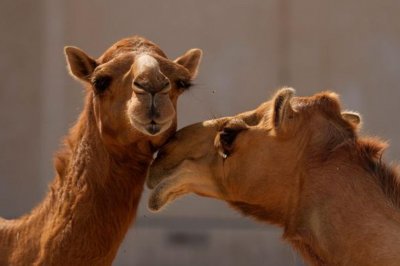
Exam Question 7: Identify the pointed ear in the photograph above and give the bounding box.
[64,46,97,83]
[174,48,203,79]
[342,111,362,130]
[272,87,296,132]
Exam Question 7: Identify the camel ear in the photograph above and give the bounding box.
[342,111,362,130]
[174,48,203,79]
[272,87,296,132]
[64,46,97,83]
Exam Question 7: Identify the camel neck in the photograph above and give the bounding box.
[2,100,153,265]
[284,154,400,266]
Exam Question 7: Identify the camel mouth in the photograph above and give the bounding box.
[147,151,195,211]
[146,121,161,135]
[147,175,184,212]
[146,150,168,188]
[147,164,169,189]
[147,146,181,211]
[147,177,172,212]
[148,158,221,212]
[132,119,172,136]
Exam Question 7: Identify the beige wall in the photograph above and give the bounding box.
[0,1,44,216]
[1,1,400,265]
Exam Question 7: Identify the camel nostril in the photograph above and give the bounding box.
[162,80,170,88]
[133,81,144,89]
[133,81,147,94]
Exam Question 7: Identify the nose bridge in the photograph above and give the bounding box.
[132,54,170,94]
[146,70,169,94]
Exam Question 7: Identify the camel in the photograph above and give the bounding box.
[0,36,202,265]
[147,88,400,266]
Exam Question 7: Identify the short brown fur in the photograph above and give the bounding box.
[148,88,400,266]
[0,36,202,265]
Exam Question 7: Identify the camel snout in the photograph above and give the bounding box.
[147,175,181,212]
[146,161,167,189]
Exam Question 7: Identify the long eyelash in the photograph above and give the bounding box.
[176,80,192,89]
[92,76,112,94]
[186,84,220,119]
[220,129,239,147]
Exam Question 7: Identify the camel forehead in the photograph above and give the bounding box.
[134,54,160,73]
[99,36,167,63]
[96,53,189,84]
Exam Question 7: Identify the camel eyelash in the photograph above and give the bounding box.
[217,127,246,159]
[219,128,241,148]
[92,75,112,94]
[176,80,192,90]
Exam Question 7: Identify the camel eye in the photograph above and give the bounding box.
[219,127,240,151]
[218,121,248,158]
[176,79,192,90]
[93,75,112,94]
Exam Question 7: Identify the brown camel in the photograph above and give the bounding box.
[0,36,202,265]
[147,88,400,266]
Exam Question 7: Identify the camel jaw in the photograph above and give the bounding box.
[147,167,188,212]
[147,153,187,211]
[147,158,223,212]
[146,153,171,189]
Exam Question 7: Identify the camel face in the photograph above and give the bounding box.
[65,37,202,146]
[128,54,175,136]
[147,88,361,211]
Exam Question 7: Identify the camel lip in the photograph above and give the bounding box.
[146,163,166,189]
[132,119,172,136]
[145,121,161,135]
[147,178,165,211]
[146,129,179,189]
[147,153,175,189]
[147,170,181,212]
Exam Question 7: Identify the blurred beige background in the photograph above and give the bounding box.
[1,0,400,265]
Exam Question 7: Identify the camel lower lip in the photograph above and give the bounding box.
[132,118,172,136]
[146,123,161,135]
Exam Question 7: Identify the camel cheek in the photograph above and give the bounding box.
[154,94,175,123]
[127,94,152,124]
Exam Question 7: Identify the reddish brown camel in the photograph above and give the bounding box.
[0,36,202,265]
[147,88,400,265]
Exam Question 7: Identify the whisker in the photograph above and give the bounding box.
[187,84,221,119]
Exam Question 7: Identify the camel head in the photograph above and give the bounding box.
[147,88,362,218]
[64,36,202,148]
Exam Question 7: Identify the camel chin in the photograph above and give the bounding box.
[148,159,222,212]
[148,174,188,212]
[148,160,205,211]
